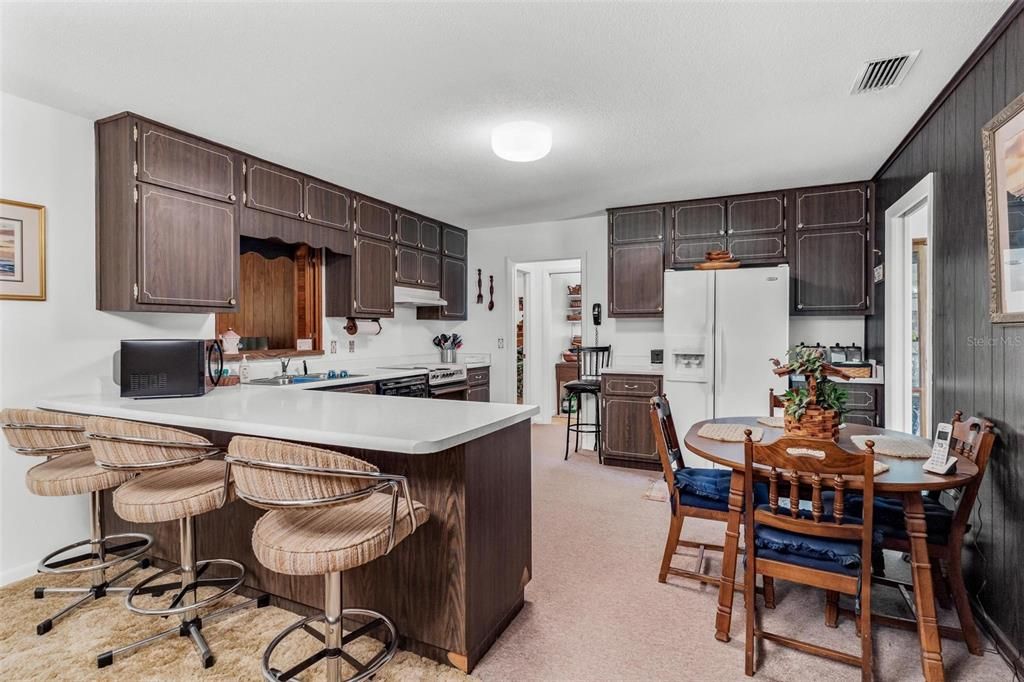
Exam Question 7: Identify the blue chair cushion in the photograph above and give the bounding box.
[752,505,878,576]
[847,494,954,544]
[673,468,769,512]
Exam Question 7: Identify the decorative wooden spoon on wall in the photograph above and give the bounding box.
[477,269,484,304]
[488,275,495,311]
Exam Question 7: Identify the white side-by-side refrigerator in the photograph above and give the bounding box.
[663,266,790,467]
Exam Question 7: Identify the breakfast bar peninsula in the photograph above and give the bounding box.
[40,387,539,673]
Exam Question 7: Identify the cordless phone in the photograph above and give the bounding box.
[923,422,957,475]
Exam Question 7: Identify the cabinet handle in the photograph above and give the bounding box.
[623,384,639,389]
[797,222,803,229]
[299,212,306,219]
[229,297,237,305]
[727,229,734,234]
[719,230,725,236]
[228,193,236,202]
[797,304,804,310]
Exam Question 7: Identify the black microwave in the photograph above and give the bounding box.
[120,339,223,398]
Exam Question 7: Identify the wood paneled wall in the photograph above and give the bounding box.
[867,5,1024,658]
[216,251,296,349]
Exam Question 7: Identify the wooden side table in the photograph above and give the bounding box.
[555,362,577,415]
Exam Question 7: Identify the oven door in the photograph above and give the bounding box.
[429,382,469,400]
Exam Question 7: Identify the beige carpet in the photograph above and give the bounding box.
[472,423,1010,681]
[0,569,471,680]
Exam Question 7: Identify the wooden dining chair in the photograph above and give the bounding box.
[768,388,786,416]
[848,410,995,655]
[649,395,774,606]
[743,431,876,680]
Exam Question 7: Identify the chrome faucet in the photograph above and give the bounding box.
[280,358,291,375]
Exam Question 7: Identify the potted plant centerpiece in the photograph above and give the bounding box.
[770,346,853,441]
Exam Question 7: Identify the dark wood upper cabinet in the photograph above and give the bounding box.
[727,192,784,235]
[397,212,420,247]
[609,242,664,317]
[417,256,467,321]
[420,252,441,289]
[792,183,869,231]
[441,225,468,259]
[137,184,237,308]
[354,196,395,240]
[136,122,237,203]
[420,220,441,253]
[396,245,440,289]
[792,226,869,314]
[672,236,727,266]
[671,200,724,240]
[245,160,304,219]
[353,237,395,317]
[610,206,664,243]
[304,179,350,231]
[727,234,786,263]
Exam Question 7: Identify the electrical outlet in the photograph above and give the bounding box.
[497,337,504,349]
[330,340,337,354]
[348,340,356,353]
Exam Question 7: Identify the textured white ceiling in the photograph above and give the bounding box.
[0,1,1010,228]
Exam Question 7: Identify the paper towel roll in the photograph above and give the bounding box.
[344,318,382,336]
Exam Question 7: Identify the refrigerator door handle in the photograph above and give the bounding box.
[714,329,723,398]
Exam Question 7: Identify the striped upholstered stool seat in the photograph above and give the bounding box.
[26,449,133,497]
[253,493,429,576]
[113,459,233,524]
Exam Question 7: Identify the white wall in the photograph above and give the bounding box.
[0,93,217,583]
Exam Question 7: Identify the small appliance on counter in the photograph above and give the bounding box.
[119,339,223,398]
[650,349,664,365]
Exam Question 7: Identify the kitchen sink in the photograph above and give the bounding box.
[249,373,368,386]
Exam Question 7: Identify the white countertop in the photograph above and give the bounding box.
[599,364,665,376]
[39,386,535,455]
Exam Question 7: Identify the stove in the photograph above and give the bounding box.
[379,363,467,386]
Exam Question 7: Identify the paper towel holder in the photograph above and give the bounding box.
[344,318,382,336]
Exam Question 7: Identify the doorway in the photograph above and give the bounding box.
[884,173,934,435]
[510,258,583,423]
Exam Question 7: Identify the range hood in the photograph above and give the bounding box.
[394,286,447,307]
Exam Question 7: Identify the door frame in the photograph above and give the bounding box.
[884,172,935,433]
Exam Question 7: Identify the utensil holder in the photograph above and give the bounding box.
[440,349,457,364]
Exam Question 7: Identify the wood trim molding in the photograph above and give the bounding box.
[971,595,1024,676]
[874,0,1024,179]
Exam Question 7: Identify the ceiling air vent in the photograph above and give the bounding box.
[850,50,920,94]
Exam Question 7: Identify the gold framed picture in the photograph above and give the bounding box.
[982,91,1024,323]
[0,199,46,301]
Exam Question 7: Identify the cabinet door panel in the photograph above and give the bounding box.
[609,242,663,316]
[672,237,726,266]
[137,185,236,307]
[727,193,784,235]
[727,234,785,262]
[672,201,725,240]
[793,227,868,313]
[610,207,664,243]
[440,257,467,319]
[305,180,350,231]
[843,411,878,427]
[794,185,868,231]
[420,252,441,289]
[442,226,467,259]
[844,386,877,412]
[468,385,490,402]
[420,220,441,253]
[602,396,657,460]
[355,197,395,239]
[396,212,420,247]
[395,245,421,285]
[354,237,394,316]
[246,160,304,219]
[137,122,236,203]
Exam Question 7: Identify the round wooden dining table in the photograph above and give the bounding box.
[683,416,979,682]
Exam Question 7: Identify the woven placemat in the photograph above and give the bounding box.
[851,435,932,459]
[756,416,784,428]
[874,460,890,475]
[698,423,763,442]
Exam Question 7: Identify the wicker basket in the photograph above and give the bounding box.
[784,406,840,441]
[838,365,872,378]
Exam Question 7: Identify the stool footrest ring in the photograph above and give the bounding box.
[126,559,245,616]
[263,608,399,682]
[38,533,152,574]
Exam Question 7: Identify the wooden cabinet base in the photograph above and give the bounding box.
[101,420,532,674]
[601,455,662,471]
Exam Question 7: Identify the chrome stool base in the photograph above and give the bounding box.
[263,608,399,682]
[125,558,246,616]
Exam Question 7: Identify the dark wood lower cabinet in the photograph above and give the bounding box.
[325,382,377,395]
[468,367,490,402]
[600,373,663,470]
[136,183,237,308]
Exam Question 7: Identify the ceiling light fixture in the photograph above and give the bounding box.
[491,121,552,162]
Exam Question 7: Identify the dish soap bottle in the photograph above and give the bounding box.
[239,354,251,384]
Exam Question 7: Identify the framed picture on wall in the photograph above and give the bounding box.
[0,199,46,301]
[982,90,1024,323]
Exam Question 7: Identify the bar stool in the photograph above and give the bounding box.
[226,435,430,682]
[564,345,611,462]
[86,416,268,669]
[0,408,152,635]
